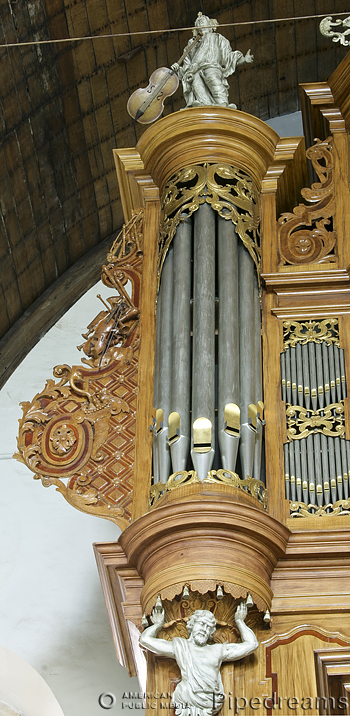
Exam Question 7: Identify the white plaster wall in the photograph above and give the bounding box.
[0,283,139,716]
[0,645,65,716]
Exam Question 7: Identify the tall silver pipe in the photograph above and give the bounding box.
[191,204,216,481]
[296,342,309,502]
[316,342,330,504]
[253,272,264,482]
[340,438,348,499]
[334,436,343,500]
[153,289,162,483]
[238,241,256,479]
[281,352,286,403]
[157,245,174,483]
[329,344,337,404]
[290,346,301,500]
[289,441,296,502]
[309,342,323,505]
[340,349,347,400]
[218,216,240,472]
[334,345,342,403]
[170,216,192,472]
[284,443,290,500]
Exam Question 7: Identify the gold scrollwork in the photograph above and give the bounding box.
[286,402,345,440]
[290,499,350,517]
[157,163,260,288]
[150,468,267,510]
[283,319,339,349]
[278,137,336,265]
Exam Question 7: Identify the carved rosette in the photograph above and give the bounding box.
[158,162,260,287]
[278,137,336,265]
[14,213,143,528]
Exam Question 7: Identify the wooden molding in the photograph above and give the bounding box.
[113,148,159,223]
[136,107,283,193]
[120,489,290,615]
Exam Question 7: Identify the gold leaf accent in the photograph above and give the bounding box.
[150,469,267,509]
[283,318,339,349]
[278,137,336,265]
[158,163,260,289]
[286,402,345,440]
[290,499,350,517]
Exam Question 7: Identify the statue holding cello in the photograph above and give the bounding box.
[127,12,253,124]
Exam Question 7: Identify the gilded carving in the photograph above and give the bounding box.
[152,591,263,643]
[290,499,350,517]
[150,468,267,509]
[278,138,336,265]
[14,212,143,528]
[158,163,260,287]
[286,402,345,441]
[283,319,339,349]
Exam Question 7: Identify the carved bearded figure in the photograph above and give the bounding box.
[139,602,258,716]
[172,12,253,109]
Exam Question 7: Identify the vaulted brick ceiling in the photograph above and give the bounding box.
[0,0,348,345]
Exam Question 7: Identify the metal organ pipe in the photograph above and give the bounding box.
[218,216,240,473]
[253,272,264,483]
[169,216,192,472]
[156,245,174,483]
[191,203,216,481]
[238,241,256,480]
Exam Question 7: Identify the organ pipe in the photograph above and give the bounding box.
[238,241,256,480]
[218,215,240,473]
[156,245,173,483]
[191,204,216,481]
[169,216,192,473]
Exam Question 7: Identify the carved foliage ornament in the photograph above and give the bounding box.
[158,163,260,288]
[283,319,339,350]
[278,138,336,265]
[14,212,143,528]
[290,499,350,518]
[286,402,345,441]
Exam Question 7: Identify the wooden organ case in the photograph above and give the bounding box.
[15,52,350,715]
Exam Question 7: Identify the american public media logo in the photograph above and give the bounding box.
[99,691,349,711]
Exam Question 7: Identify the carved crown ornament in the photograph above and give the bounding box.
[278,137,336,266]
[14,212,144,529]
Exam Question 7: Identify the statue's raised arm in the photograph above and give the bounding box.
[139,599,258,716]
[222,602,259,662]
[171,12,254,109]
[139,601,175,659]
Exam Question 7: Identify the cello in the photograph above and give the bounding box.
[127,32,202,124]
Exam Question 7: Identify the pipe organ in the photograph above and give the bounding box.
[153,164,264,487]
[15,51,350,715]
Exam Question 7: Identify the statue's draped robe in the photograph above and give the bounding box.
[172,637,225,716]
[178,33,243,106]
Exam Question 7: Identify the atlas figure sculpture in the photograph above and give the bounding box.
[171,12,254,109]
[139,601,258,716]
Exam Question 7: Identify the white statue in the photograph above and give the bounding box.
[139,601,258,716]
[171,12,253,109]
